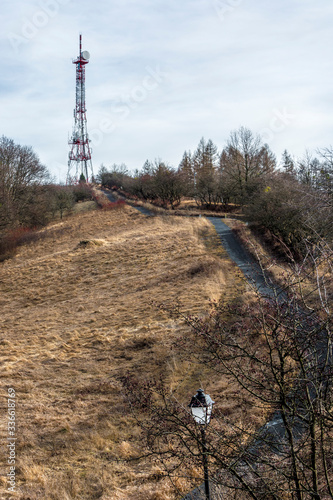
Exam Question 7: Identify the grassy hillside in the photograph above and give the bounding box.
[0,203,248,499]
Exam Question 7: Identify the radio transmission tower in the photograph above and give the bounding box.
[67,34,93,183]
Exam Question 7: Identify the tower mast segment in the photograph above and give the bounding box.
[67,34,93,183]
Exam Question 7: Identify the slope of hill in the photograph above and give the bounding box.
[0,203,247,499]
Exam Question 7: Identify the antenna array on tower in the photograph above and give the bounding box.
[67,35,93,183]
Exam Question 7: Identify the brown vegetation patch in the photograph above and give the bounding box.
[0,205,247,499]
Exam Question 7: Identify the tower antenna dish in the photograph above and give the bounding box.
[67,35,93,183]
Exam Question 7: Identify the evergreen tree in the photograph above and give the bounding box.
[281,149,295,174]
[178,150,194,196]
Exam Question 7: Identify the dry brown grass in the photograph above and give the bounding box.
[0,203,253,499]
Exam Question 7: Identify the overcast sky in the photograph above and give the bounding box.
[1,0,333,181]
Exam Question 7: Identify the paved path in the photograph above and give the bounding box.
[101,188,155,217]
[207,217,282,299]
[183,217,286,499]
[133,205,155,216]
[183,217,331,499]
[96,197,330,498]
[100,188,118,203]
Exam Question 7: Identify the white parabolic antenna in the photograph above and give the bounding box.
[82,50,90,60]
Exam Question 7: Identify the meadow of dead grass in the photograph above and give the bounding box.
[0,202,255,499]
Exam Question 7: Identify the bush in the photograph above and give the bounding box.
[245,174,312,260]
[71,183,93,203]
[48,186,75,219]
[0,227,39,261]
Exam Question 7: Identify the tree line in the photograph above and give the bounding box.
[0,135,94,259]
[98,126,333,260]
[0,135,94,232]
[1,127,332,261]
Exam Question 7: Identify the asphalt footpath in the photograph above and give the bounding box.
[182,217,331,499]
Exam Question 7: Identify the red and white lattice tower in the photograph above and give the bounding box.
[67,34,93,183]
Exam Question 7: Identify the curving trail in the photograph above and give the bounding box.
[182,217,331,499]
[182,217,289,499]
[207,217,282,299]
[101,188,155,217]
[99,192,331,499]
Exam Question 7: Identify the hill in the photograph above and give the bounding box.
[0,203,250,499]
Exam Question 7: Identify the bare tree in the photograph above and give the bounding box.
[296,151,322,189]
[97,163,129,190]
[245,167,333,261]
[221,127,276,203]
[0,136,50,229]
[152,161,184,208]
[124,244,333,499]
[317,147,333,198]
[49,185,75,219]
